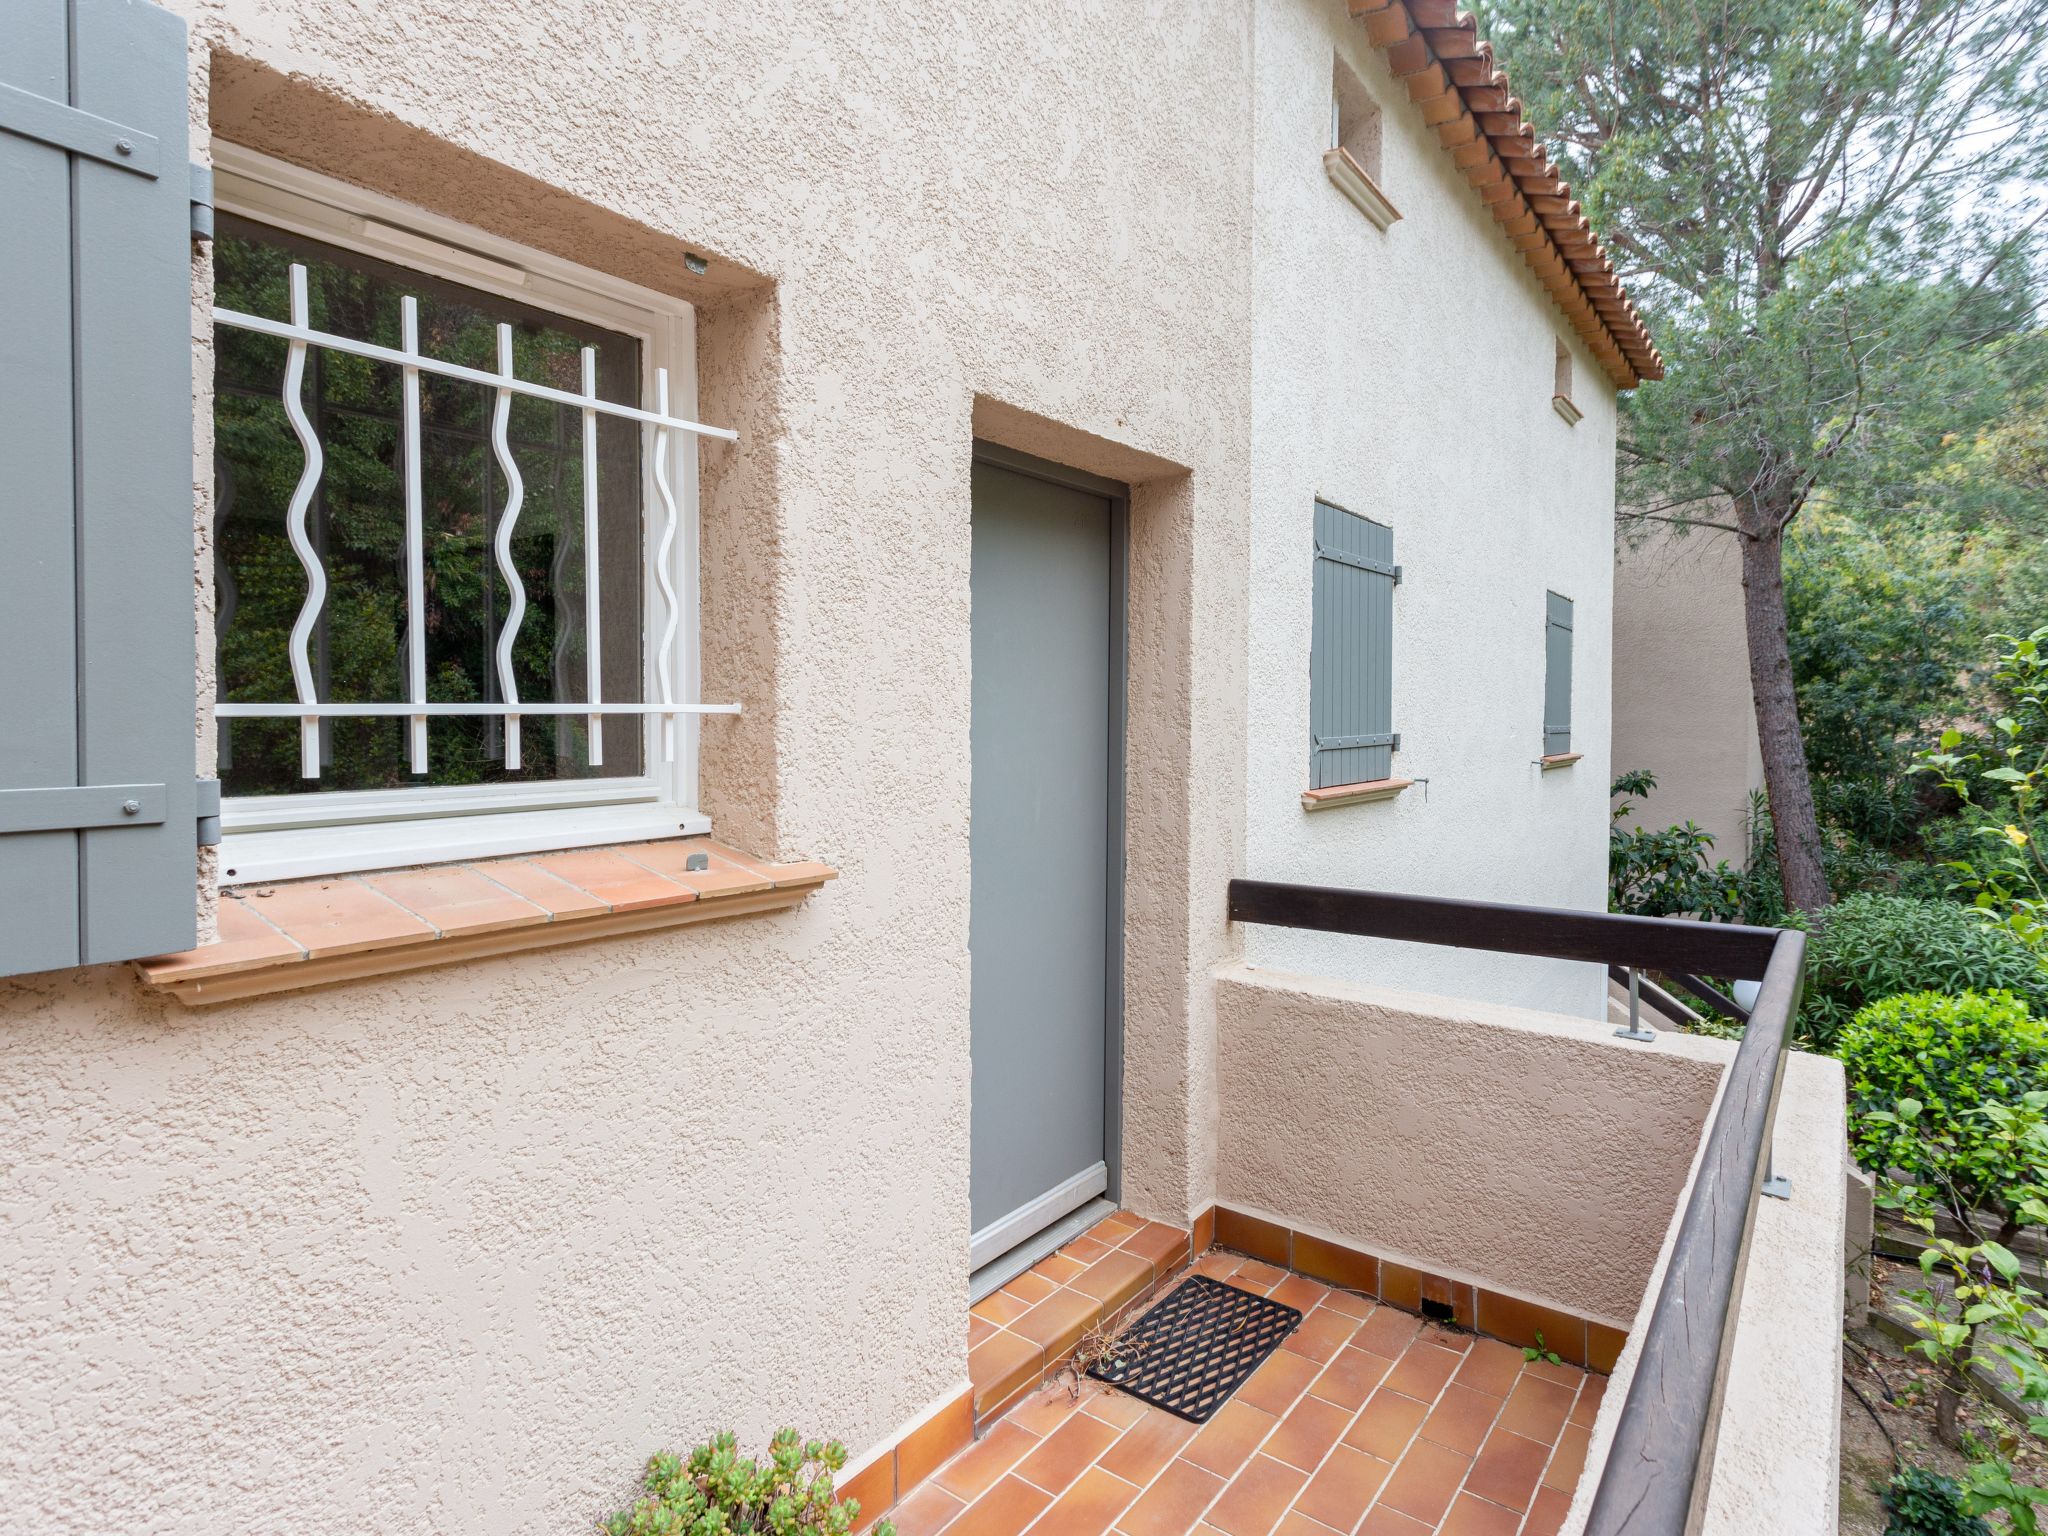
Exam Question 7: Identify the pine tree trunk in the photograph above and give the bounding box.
[1738,523,1833,913]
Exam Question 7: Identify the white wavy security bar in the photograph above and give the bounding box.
[216,262,738,779]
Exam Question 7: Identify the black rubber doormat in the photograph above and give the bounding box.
[1086,1274,1302,1423]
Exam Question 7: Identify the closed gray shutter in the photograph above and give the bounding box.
[1544,591,1574,756]
[1,0,199,975]
[1310,500,1398,788]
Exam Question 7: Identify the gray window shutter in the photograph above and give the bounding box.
[1310,500,1397,788]
[1544,591,1574,756]
[1,0,199,976]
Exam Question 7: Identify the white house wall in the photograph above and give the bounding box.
[1244,0,1618,1018]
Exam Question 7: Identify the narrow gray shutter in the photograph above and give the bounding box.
[1310,501,1397,788]
[1544,591,1574,755]
[1,0,198,975]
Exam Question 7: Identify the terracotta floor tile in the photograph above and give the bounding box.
[1451,1339,1524,1400]
[1309,1348,1391,1412]
[1231,1260,1290,1292]
[1472,1295,1587,1368]
[1351,1308,1423,1361]
[1081,1389,1151,1431]
[1315,1289,1373,1321]
[974,1290,1034,1328]
[1035,1253,1089,1287]
[1116,1459,1226,1536]
[1264,1397,1352,1473]
[1521,1356,1583,1390]
[1191,1252,1243,1281]
[1206,1455,1308,1536]
[1004,1271,1060,1306]
[970,1335,1044,1421]
[1183,1399,1279,1478]
[1016,1411,1123,1495]
[1274,1514,1347,1536]
[890,1481,967,1536]
[1033,1466,1143,1536]
[527,849,692,912]
[237,878,436,958]
[1280,1308,1361,1365]
[1493,1377,1575,1445]
[1343,1390,1429,1463]
[1569,1374,1605,1427]
[1071,1251,1155,1313]
[1122,1220,1192,1275]
[1269,1274,1327,1314]
[1375,1438,1472,1527]
[1097,1408,1199,1486]
[1521,1485,1571,1536]
[1012,1288,1103,1362]
[1437,1493,1519,1536]
[1009,1384,1084,1437]
[1381,1342,1462,1404]
[468,856,610,917]
[1417,1385,1502,1458]
[1237,1349,1321,1416]
[937,1421,1042,1503]
[1461,1429,1548,1513]
[948,1475,1052,1536]
[1293,1444,1392,1532]
[1542,1421,1590,1492]
[1356,1509,1432,1536]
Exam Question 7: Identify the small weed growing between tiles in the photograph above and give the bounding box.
[1525,1331,1566,1367]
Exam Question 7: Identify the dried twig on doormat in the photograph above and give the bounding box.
[1055,1318,1150,1400]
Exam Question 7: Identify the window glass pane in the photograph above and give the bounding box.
[213,213,646,795]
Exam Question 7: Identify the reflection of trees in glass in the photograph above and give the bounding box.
[213,214,645,797]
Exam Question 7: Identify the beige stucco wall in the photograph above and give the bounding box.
[1244,0,1622,1021]
[1,0,1254,1527]
[1214,965,1728,1326]
[1611,522,1765,861]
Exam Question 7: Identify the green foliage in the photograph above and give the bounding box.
[1522,1332,1564,1368]
[1883,1465,1991,1536]
[1917,627,2048,947]
[1608,770,1744,920]
[1840,991,2048,1241]
[602,1431,890,1536]
[1789,895,2048,1049]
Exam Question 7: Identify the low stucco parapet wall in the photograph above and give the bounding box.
[1565,1048,1847,1535]
[1213,963,1730,1326]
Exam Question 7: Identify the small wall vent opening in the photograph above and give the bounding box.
[1419,1296,1457,1324]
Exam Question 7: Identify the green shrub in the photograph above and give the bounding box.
[1883,1464,1992,1536]
[1840,990,2048,1242]
[1790,892,2048,1048]
[603,1431,892,1536]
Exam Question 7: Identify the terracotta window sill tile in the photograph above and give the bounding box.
[1301,778,1413,812]
[1539,752,1582,771]
[134,839,835,1005]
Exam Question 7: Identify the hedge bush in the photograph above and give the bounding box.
[1883,1465,1992,1536]
[1791,892,2048,1050]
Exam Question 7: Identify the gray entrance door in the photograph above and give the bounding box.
[968,453,1121,1272]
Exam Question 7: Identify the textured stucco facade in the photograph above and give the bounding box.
[3,1,1720,1530]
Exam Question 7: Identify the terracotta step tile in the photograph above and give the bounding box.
[1494,1376,1575,1445]
[1343,1389,1429,1463]
[1090,1212,1143,1243]
[1122,1221,1192,1276]
[1015,1411,1123,1496]
[1438,1492,1520,1536]
[1356,1508,1432,1536]
[1568,1375,1605,1427]
[972,1290,1034,1328]
[1541,1421,1590,1492]
[936,1421,1041,1503]
[1522,1485,1572,1536]
[970,1335,1045,1424]
[1183,1399,1279,1478]
[1308,1347,1391,1413]
[1451,1339,1524,1400]
[1293,1445,1393,1531]
[1097,1407,1199,1486]
[1033,1466,1143,1536]
[970,1316,998,1350]
[1263,1397,1352,1473]
[1116,1459,1226,1536]
[1034,1253,1088,1288]
[1236,1349,1321,1416]
[1002,1271,1060,1307]
[1070,1251,1154,1314]
[1462,1428,1549,1513]
[1374,1437,1472,1527]
[948,1475,1052,1536]
[237,878,436,958]
[1280,1309,1361,1366]
[470,857,610,917]
[528,849,693,912]
[901,1394,977,1492]
[1012,1289,1103,1363]
[1418,1384,1503,1458]
[1206,1454,1309,1536]
[1268,1274,1326,1314]
[1382,1341,1462,1404]
[889,1482,967,1536]
[1062,1235,1115,1267]
[1292,1233,1379,1297]
[1350,1308,1423,1362]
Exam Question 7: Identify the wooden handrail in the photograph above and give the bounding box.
[1224,880,1806,1534]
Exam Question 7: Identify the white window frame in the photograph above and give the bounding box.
[209,146,713,885]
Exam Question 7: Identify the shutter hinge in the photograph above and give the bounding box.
[195,779,222,847]
[1312,732,1400,752]
[189,163,215,244]
[1313,542,1401,583]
